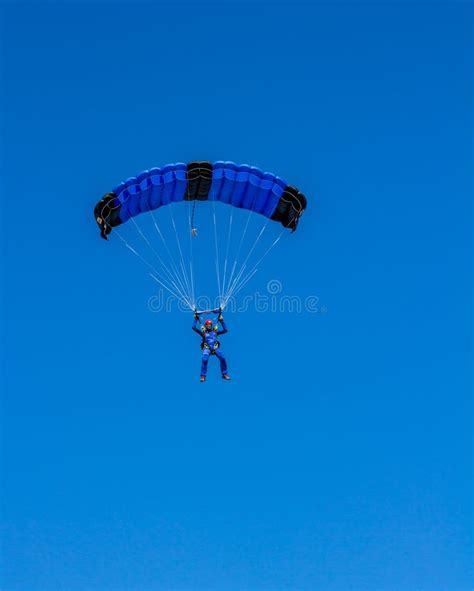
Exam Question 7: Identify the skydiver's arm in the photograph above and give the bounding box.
[217,318,228,335]
[192,317,202,335]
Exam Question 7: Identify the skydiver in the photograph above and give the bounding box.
[192,310,230,382]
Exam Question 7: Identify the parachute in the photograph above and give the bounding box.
[93,160,308,311]
[94,161,306,239]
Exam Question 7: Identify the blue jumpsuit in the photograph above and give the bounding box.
[192,318,228,377]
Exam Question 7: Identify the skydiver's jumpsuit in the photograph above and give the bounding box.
[192,318,228,377]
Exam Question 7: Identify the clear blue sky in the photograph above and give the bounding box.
[1,2,472,591]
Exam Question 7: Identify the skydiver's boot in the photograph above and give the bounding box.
[222,373,231,380]
[200,375,206,382]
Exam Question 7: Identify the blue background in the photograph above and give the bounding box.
[1,2,472,590]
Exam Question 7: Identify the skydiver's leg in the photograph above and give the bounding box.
[214,349,228,375]
[201,349,211,377]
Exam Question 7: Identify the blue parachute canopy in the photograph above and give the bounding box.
[94,161,307,239]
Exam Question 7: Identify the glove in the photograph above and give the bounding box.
[218,314,224,322]
[194,311,200,320]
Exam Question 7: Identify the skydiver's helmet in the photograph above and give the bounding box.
[204,319,213,331]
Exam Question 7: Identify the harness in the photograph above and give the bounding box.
[200,326,220,352]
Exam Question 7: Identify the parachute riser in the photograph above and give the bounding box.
[194,307,223,315]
